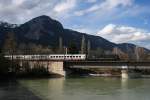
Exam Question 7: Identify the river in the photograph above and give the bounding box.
[1,77,150,100]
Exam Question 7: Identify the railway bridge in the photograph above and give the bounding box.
[4,54,150,78]
[64,61,150,78]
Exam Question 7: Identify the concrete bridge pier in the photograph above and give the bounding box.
[121,69,129,79]
[121,66,129,79]
[48,61,66,77]
[18,60,66,77]
[121,66,142,79]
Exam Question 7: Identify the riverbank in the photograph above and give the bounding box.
[0,70,63,80]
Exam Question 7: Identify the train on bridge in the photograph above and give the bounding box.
[4,54,86,61]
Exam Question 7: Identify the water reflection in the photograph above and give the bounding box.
[121,78,128,89]
[120,78,150,100]
[20,78,65,100]
[19,77,150,100]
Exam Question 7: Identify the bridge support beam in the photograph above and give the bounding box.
[121,66,142,79]
[48,61,66,77]
[121,69,129,79]
[120,66,128,79]
[19,60,66,77]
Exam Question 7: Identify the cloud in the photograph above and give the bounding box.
[0,0,79,24]
[74,0,133,16]
[53,0,76,13]
[97,24,150,49]
[0,0,149,26]
[0,0,150,50]
[72,27,94,34]
[86,0,97,3]
[12,0,25,6]
[0,0,59,23]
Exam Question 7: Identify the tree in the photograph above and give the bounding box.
[90,48,104,58]
[87,40,91,57]
[81,35,86,54]
[134,46,147,61]
[68,40,78,54]
[112,47,118,56]
[3,32,17,54]
[18,43,27,54]
[112,47,128,60]
[0,53,16,76]
[2,32,17,73]
[58,37,63,53]
[0,54,9,75]
[135,46,140,61]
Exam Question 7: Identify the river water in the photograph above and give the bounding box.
[18,77,150,100]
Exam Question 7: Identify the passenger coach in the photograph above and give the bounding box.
[4,54,86,61]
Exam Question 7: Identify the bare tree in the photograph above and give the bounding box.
[3,32,17,72]
[3,32,17,55]
[112,47,119,56]
[81,35,86,54]
[87,40,91,57]
[135,46,140,61]
[58,37,63,53]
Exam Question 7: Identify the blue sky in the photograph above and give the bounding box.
[0,0,150,49]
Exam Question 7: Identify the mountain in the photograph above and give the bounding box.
[13,15,116,49]
[0,15,149,54]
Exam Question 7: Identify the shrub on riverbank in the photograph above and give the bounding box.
[0,54,11,76]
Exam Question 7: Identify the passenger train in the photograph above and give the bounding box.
[4,54,86,60]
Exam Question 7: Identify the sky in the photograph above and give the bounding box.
[0,0,150,49]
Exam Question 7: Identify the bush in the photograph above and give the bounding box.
[0,54,11,75]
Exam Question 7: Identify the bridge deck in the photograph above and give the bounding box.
[65,61,150,67]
